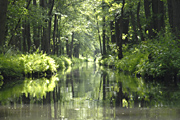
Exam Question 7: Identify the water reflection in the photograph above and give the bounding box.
[0,62,180,120]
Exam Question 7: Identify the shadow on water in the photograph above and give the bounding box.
[1,62,180,120]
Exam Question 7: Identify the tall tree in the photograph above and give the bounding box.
[172,0,180,39]
[102,0,106,57]
[115,0,125,59]
[0,0,8,52]
[137,1,144,41]
[144,0,153,38]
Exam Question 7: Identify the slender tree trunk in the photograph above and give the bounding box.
[74,42,80,58]
[172,0,180,39]
[115,14,120,52]
[52,14,57,54]
[97,20,102,56]
[26,20,31,52]
[56,15,61,56]
[22,22,27,53]
[47,0,55,54]
[0,0,8,52]
[94,8,102,56]
[33,0,40,51]
[137,1,144,41]
[40,0,48,53]
[167,0,173,29]
[110,21,116,43]
[118,0,125,59]
[130,7,138,42]
[70,32,74,58]
[115,0,125,59]
[144,0,153,38]
[47,19,51,54]
[152,0,158,34]
[66,37,69,56]
[158,0,165,32]
[102,0,106,57]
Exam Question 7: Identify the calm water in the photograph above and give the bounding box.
[0,62,180,120]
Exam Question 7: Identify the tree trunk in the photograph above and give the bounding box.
[74,42,80,58]
[102,0,106,57]
[152,0,158,33]
[22,22,27,53]
[33,0,40,51]
[110,21,116,43]
[130,7,138,42]
[158,0,165,32]
[144,0,153,38]
[118,0,125,59]
[172,0,180,39]
[70,32,74,58]
[52,14,57,54]
[94,9,102,56]
[115,0,125,59]
[167,0,173,29]
[46,0,54,54]
[137,1,144,41]
[0,0,8,51]
[26,21,31,52]
[66,37,69,56]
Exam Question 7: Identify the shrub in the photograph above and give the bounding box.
[0,55,24,79]
[20,53,58,75]
[0,53,58,79]
[50,55,65,70]
[60,56,72,67]
[71,57,84,64]
[116,32,180,80]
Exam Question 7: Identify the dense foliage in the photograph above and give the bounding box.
[0,0,180,82]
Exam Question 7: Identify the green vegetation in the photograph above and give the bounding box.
[0,53,88,81]
[0,0,180,83]
[99,31,180,80]
[0,53,58,79]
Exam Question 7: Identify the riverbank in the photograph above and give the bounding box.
[0,53,87,81]
[99,36,180,82]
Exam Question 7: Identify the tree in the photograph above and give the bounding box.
[102,0,106,57]
[172,0,180,39]
[0,0,8,52]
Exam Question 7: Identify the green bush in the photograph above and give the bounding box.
[99,55,116,67]
[116,31,180,80]
[21,53,58,74]
[116,48,149,74]
[50,55,65,70]
[0,55,24,79]
[71,57,84,64]
[60,56,72,67]
[0,53,58,79]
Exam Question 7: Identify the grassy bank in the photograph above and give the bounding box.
[99,33,180,81]
[0,53,87,80]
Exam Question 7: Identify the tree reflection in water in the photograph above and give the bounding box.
[0,63,180,120]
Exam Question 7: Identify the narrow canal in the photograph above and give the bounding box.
[0,62,180,120]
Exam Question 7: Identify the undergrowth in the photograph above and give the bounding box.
[0,53,59,80]
[0,53,88,80]
[100,32,180,80]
